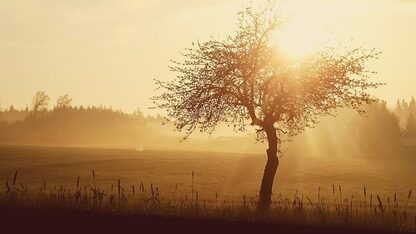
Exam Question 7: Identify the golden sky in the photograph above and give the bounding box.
[1,0,415,113]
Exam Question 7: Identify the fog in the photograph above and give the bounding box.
[1,98,414,160]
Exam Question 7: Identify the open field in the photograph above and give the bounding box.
[1,144,416,204]
[0,144,415,209]
[1,145,416,232]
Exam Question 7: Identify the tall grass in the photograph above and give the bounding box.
[1,171,415,232]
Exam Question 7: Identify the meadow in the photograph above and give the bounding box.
[0,144,415,232]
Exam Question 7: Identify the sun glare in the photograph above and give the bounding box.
[277,21,330,59]
[275,1,333,59]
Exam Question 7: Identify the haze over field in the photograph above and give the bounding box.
[1,0,416,113]
[1,145,415,209]
[1,1,416,232]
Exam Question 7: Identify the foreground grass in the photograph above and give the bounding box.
[1,171,415,233]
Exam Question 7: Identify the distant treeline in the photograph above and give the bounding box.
[0,105,166,147]
[0,92,416,154]
[0,92,168,147]
[292,101,402,157]
[394,97,416,138]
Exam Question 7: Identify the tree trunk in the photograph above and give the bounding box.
[257,126,279,214]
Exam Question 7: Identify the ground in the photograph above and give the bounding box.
[0,207,404,234]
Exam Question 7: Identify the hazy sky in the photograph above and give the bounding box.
[1,0,415,113]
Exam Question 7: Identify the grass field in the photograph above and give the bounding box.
[1,144,415,232]
[0,144,415,203]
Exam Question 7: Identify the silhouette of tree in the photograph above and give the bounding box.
[408,96,416,115]
[354,102,402,153]
[405,112,416,138]
[56,94,73,110]
[394,99,402,115]
[153,4,382,213]
[393,97,416,130]
[394,99,405,127]
[32,91,50,120]
[402,99,409,113]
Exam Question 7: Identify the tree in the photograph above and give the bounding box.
[56,94,73,110]
[153,4,382,213]
[354,101,401,153]
[394,99,404,127]
[405,112,416,138]
[408,96,416,115]
[32,91,50,120]
[401,99,409,113]
[394,99,402,116]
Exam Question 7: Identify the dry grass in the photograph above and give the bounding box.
[1,171,415,233]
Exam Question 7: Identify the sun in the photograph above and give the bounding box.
[277,21,330,59]
[274,1,333,59]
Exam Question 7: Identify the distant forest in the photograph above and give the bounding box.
[1,91,416,154]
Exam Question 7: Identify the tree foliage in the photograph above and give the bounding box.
[32,91,50,120]
[405,112,416,138]
[56,94,73,109]
[153,5,382,141]
[32,91,50,111]
[395,97,416,134]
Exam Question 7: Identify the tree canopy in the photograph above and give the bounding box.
[153,5,382,141]
[56,94,73,109]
